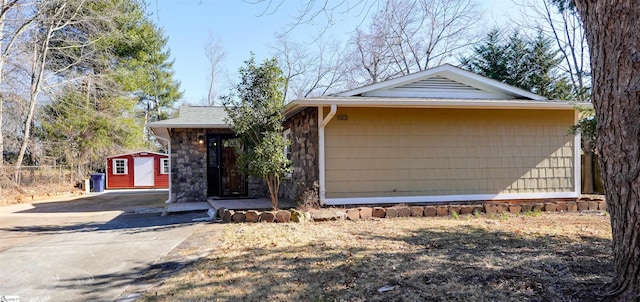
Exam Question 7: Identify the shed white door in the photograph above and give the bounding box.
[134,157,154,187]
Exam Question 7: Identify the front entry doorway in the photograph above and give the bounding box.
[207,134,248,197]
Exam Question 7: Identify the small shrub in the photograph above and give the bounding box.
[473,210,481,218]
[500,212,509,221]
[451,210,459,219]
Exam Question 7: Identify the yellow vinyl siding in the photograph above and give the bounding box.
[324,107,575,199]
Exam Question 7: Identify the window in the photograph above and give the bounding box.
[161,158,169,174]
[283,129,292,179]
[283,129,292,161]
[113,159,127,175]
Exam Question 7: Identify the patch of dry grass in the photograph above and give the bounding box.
[143,212,612,302]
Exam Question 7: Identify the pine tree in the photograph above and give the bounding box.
[460,29,571,100]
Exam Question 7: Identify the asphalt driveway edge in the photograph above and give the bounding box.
[114,221,225,301]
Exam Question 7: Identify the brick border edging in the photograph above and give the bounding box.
[216,197,606,223]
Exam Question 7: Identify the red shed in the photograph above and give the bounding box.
[106,151,169,189]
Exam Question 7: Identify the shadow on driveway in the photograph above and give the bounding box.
[14,190,169,214]
[51,259,191,302]
[0,211,208,235]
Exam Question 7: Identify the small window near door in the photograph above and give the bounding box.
[113,159,127,175]
[160,158,169,174]
[283,129,292,178]
[283,129,292,160]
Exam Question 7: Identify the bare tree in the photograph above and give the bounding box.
[13,0,118,175]
[0,0,37,196]
[348,0,481,85]
[273,35,349,100]
[246,0,380,37]
[251,0,480,87]
[515,0,593,192]
[351,22,396,83]
[204,31,225,106]
[516,0,590,101]
[14,0,84,174]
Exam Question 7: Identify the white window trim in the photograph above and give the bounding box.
[160,158,170,174]
[113,159,128,175]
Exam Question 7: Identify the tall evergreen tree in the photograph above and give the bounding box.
[460,29,571,100]
[39,88,143,179]
[459,29,508,83]
[526,32,573,99]
[35,0,180,180]
[110,1,181,122]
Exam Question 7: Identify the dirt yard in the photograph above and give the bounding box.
[0,182,83,205]
[142,211,612,302]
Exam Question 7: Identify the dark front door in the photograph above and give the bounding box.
[207,134,247,197]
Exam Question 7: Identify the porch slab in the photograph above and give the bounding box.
[208,198,296,211]
[164,202,212,213]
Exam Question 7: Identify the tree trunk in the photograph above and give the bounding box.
[15,26,50,174]
[266,174,279,211]
[574,1,640,299]
[0,1,9,199]
[0,88,4,199]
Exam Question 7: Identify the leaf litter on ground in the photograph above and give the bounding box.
[142,212,612,302]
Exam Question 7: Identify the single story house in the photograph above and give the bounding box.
[150,64,582,206]
[106,151,169,189]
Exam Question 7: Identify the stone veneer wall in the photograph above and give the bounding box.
[281,107,320,202]
[170,128,208,203]
[171,128,254,203]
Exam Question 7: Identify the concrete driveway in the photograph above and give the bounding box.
[0,191,209,302]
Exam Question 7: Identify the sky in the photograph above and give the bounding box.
[152,1,519,105]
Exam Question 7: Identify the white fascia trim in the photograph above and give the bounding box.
[294,98,575,110]
[324,192,580,205]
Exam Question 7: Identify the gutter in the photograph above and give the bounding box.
[318,104,337,205]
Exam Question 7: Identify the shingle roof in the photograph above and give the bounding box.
[148,106,231,141]
[148,106,230,128]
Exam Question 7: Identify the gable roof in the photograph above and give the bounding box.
[148,106,230,141]
[284,64,584,117]
[336,64,547,100]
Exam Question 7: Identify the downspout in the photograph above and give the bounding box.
[318,104,337,205]
[155,134,172,204]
